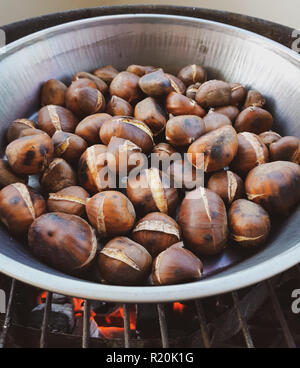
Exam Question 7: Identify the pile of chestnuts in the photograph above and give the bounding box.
[0,62,299,287]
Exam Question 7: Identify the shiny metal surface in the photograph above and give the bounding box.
[0,14,299,302]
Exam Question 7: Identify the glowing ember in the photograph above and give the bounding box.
[173,302,185,313]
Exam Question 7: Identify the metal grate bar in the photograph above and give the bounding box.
[123,304,131,348]
[231,291,254,348]
[157,304,169,348]
[266,280,296,348]
[195,300,210,348]
[82,300,90,348]
[40,291,53,348]
[0,278,16,348]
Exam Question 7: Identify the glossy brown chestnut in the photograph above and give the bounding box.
[203,111,232,133]
[0,159,27,188]
[6,118,36,143]
[185,82,201,100]
[207,170,244,206]
[177,64,207,86]
[6,134,54,175]
[75,113,111,146]
[188,125,238,172]
[134,97,167,136]
[259,130,282,146]
[230,83,246,106]
[17,128,48,139]
[28,212,97,273]
[40,158,77,193]
[126,65,154,76]
[235,106,273,134]
[178,187,228,255]
[47,186,90,217]
[107,136,144,175]
[72,71,108,94]
[165,73,186,94]
[109,71,141,103]
[168,159,203,190]
[132,212,181,257]
[165,115,205,148]
[94,65,119,84]
[230,132,269,177]
[66,87,106,117]
[86,191,136,238]
[196,80,232,108]
[38,105,78,136]
[65,78,97,115]
[126,167,179,216]
[41,79,67,107]
[269,136,300,164]
[228,199,270,247]
[166,92,206,117]
[138,69,172,96]
[78,144,112,194]
[213,105,240,122]
[106,95,133,116]
[243,90,266,109]
[0,183,46,236]
[152,242,203,285]
[97,237,152,286]
[100,116,154,154]
[52,131,88,166]
[245,161,300,215]
[152,143,177,160]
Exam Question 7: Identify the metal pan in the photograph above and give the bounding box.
[0,14,299,302]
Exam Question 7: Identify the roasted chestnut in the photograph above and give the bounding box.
[17,128,48,139]
[213,105,240,122]
[178,187,228,255]
[230,83,246,106]
[203,111,232,133]
[230,132,268,177]
[6,118,36,143]
[0,183,46,236]
[168,159,203,190]
[188,125,238,172]
[126,167,178,216]
[38,105,78,136]
[72,71,108,94]
[152,242,203,285]
[0,159,27,188]
[28,212,97,273]
[52,131,88,166]
[6,134,54,175]
[106,95,133,116]
[100,116,154,154]
[78,144,113,194]
[47,186,90,216]
[126,65,154,76]
[132,212,181,257]
[109,71,141,103]
[94,65,119,84]
[97,237,152,285]
[196,80,232,108]
[166,92,206,117]
[165,115,205,148]
[243,90,266,109]
[165,73,186,94]
[207,170,244,205]
[259,130,282,146]
[66,87,106,117]
[152,143,177,160]
[86,191,136,238]
[75,113,111,146]
[235,106,273,134]
[185,83,201,100]
[177,64,207,86]
[40,158,77,193]
[134,97,167,136]
[269,136,300,164]
[228,199,270,247]
[65,78,97,115]
[41,79,67,107]
[138,69,172,96]
[245,161,300,215]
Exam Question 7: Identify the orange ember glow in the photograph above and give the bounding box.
[173,302,185,313]
[37,291,48,304]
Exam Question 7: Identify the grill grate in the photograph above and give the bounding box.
[0,264,299,348]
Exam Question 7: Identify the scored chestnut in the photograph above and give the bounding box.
[86,191,136,238]
[72,71,108,94]
[228,199,271,247]
[0,159,27,188]
[132,212,181,257]
[38,105,78,136]
[0,183,46,236]
[47,186,90,217]
[230,83,246,106]
[269,136,300,164]
[185,82,201,100]
[138,69,172,96]
[178,187,228,256]
[152,242,203,286]
[28,212,97,274]
[41,79,67,107]
[126,65,154,77]
[97,237,152,286]
[243,90,266,109]
[109,71,141,103]
[203,111,232,133]
[75,113,111,146]
[196,80,232,108]
[94,65,119,84]
[207,170,244,205]
[165,73,186,94]
[66,87,106,117]
[6,118,36,144]
[106,95,133,116]
[259,130,282,146]
[126,167,179,216]
[166,92,206,117]
[235,106,273,134]
[188,125,238,172]
[177,64,207,86]
[245,161,300,215]
[152,143,177,160]
[6,133,54,175]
